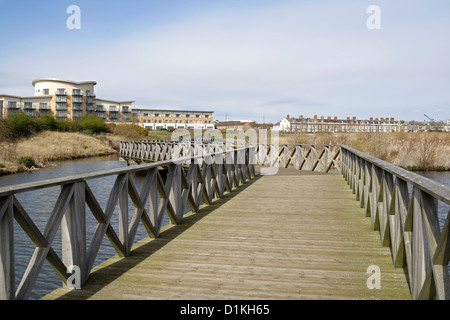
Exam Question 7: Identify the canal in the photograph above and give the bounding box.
[0,156,449,299]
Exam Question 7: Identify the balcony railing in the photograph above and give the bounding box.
[73,104,83,111]
[55,90,67,96]
[7,103,19,109]
[72,90,82,96]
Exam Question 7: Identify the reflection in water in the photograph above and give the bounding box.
[0,155,171,300]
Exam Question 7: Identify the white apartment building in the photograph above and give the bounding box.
[0,78,134,122]
[133,108,215,130]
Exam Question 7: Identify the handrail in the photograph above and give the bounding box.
[341,145,450,205]
[340,145,450,300]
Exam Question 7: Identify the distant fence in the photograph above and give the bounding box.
[120,141,341,173]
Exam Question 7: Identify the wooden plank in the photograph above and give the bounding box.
[43,169,411,300]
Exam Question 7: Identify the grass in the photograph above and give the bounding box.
[0,131,117,175]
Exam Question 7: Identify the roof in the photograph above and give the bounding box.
[0,94,52,99]
[95,98,135,104]
[133,108,214,113]
[32,78,97,87]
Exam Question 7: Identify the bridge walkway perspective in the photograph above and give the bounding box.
[42,168,411,300]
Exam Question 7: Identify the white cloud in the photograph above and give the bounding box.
[2,0,450,122]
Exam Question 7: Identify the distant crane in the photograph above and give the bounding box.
[424,114,434,122]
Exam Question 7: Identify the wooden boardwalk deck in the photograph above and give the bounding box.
[42,168,411,300]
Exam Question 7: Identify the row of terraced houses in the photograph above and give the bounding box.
[0,78,215,130]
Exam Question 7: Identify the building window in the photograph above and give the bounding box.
[43,89,49,95]
[7,101,17,109]
[154,113,160,117]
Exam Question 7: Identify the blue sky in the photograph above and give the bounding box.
[0,0,449,123]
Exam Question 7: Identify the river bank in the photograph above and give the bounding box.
[0,131,120,176]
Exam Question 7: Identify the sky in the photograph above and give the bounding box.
[0,0,449,123]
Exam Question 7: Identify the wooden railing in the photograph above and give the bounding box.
[255,144,341,173]
[120,140,227,164]
[121,141,341,173]
[0,147,256,300]
[341,146,450,300]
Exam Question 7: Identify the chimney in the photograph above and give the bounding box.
[352,117,356,121]
[287,114,290,118]
[390,117,394,121]
[346,117,350,120]
[370,117,373,121]
[314,115,318,119]
[375,118,379,121]
[299,115,303,119]
[334,116,338,120]
[327,116,331,120]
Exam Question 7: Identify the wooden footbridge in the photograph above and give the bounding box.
[1,142,449,300]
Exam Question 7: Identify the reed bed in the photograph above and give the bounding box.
[279,132,450,170]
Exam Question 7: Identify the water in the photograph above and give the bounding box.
[415,171,450,230]
[0,155,172,300]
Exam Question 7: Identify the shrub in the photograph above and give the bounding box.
[78,115,108,134]
[0,119,14,142]
[18,156,36,168]
[36,115,59,131]
[109,124,148,139]
[5,113,39,138]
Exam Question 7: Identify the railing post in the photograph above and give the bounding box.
[61,181,87,287]
[0,196,14,300]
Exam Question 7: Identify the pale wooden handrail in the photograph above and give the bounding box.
[0,147,256,300]
[340,145,450,300]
